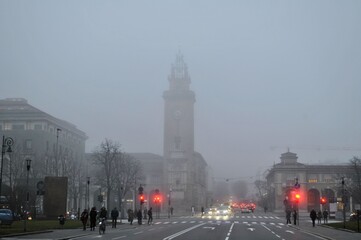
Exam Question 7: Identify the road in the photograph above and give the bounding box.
[1,211,345,240]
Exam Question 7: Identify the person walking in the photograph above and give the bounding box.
[80,209,89,231]
[147,207,153,225]
[310,209,317,227]
[293,210,297,225]
[127,209,134,225]
[323,209,328,224]
[286,209,291,224]
[143,207,147,220]
[89,207,97,231]
[111,207,119,228]
[317,210,322,224]
[137,209,142,225]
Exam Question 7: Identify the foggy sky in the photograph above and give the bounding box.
[1,0,361,180]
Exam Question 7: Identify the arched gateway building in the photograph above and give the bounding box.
[265,151,354,216]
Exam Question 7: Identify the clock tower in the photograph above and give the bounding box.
[163,52,203,212]
[163,52,195,160]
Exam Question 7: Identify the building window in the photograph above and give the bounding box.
[12,124,25,130]
[25,139,32,150]
[34,124,42,130]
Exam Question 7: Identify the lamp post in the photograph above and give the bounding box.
[24,158,31,232]
[87,177,90,210]
[168,187,172,219]
[0,136,14,198]
[342,177,346,229]
[55,128,61,176]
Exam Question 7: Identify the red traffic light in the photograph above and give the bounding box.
[154,195,161,204]
[139,194,145,204]
[320,197,327,205]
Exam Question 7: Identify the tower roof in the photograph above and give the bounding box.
[168,51,191,91]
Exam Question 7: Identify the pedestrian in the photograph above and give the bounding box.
[317,210,322,224]
[147,207,153,225]
[264,206,268,213]
[99,207,108,219]
[310,209,317,227]
[191,206,195,216]
[143,207,147,219]
[201,206,204,216]
[323,209,328,224]
[137,209,142,225]
[89,207,97,231]
[80,209,89,231]
[293,210,297,225]
[286,209,291,224]
[111,207,119,228]
[127,209,134,225]
[170,207,174,215]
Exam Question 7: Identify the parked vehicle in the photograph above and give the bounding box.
[0,209,14,225]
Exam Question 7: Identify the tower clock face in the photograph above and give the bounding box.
[173,110,182,119]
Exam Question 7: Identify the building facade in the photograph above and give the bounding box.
[163,52,208,213]
[266,151,354,215]
[0,98,87,214]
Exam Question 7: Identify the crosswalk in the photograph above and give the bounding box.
[179,215,281,220]
[153,220,286,226]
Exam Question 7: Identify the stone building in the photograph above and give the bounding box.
[266,151,354,215]
[163,52,209,213]
[0,98,87,214]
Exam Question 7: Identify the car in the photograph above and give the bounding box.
[241,208,251,213]
[0,209,14,225]
[216,206,232,216]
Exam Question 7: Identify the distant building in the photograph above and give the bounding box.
[163,52,209,213]
[0,98,87,214]
[266,151,354,215]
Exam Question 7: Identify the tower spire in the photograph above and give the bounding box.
[168,51,191,91]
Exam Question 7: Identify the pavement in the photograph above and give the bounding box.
[287,218,360,240]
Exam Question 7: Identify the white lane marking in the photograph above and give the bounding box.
[162,223,206,240]
[224,222,235,240]
[112,236,127,239]
[203,226,215,230]
[247,228,255,232]
[134,231,143,235]
[181,221,187,223]
[155,222,161,224]
[164,222,170,224]
[285,230,295,234]
[172,222,178,224]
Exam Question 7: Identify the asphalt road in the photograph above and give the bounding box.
[1,211,344,240]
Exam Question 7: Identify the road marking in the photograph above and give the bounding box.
[181,221,187,223]
[247,228,255,232]
[162,223,206,240]
[285,230,295,234]
[112,236,127,239]
[134,231,143,235]
[172,222,178,224]
[203,226,215,230]
[224,222,234,240]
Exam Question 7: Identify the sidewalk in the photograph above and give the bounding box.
[288,220,360,240]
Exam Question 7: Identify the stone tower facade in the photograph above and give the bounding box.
[163,52,207,213]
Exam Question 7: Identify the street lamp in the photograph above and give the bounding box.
[168,187,172,218]
[55,128,61,176]
[87,177,90,210]
[24,158,31,232]
[0,136,14,198]
[341,177,346,229]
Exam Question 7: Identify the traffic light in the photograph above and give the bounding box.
[154,195,161,204]
[294,192,300,203]
[320,197,327,205]
[139,194,145,204]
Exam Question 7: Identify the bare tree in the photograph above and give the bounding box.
[92,139,121,211]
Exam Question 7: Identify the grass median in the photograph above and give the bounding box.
[327,221,361,232]
[0,219,83,236]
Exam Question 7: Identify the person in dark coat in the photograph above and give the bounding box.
[293,210,297,225]
[89,207,97,231]
[80,209,89,231]
[137,209,142,225]
[323,209,329,224]
[317,210,322,224]
[147,207,153,225]
[310,209,317,227]
[286,209,291,224]
[111,207,119,228]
